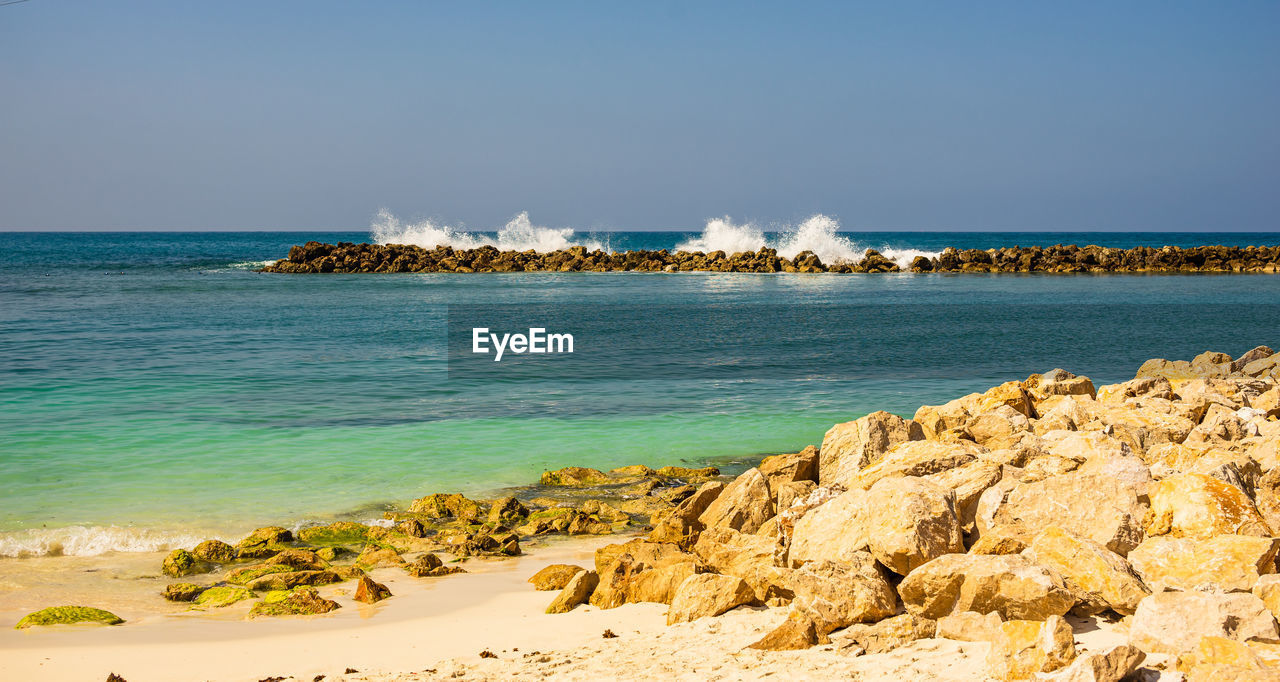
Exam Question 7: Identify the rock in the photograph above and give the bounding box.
[647,481,724,547]
[970,533,1028,555]
[407,493,485,521]
[225,563,293,585]
[937,610,1004,642]
[1176,636,1280,679]
[191,539,238,563]
[297,521,370,545]
[590,545,698,609]
[693,527,792,602]
[1038,645,1145,682]
[774,480,817,513]
[625,561,699,605]
[985,615,1076,681]
[528,564,586,591]
[353,574,392,604]
[787,487,870,567]
[14,606,124,629]
[897,553,1075,620]
[983,471,1146,555]
[1145,473,1271,538]
[396,519,426,538]
[1128,535,1278,593]
[163,582,205,602]
[162,549,209,577]
[1254,574,1280,620]
[234,526,293,558]
[265,548,328,570]
[354,545,406,570]
[978,381,1037,418]
[759,446,819,487]
[967,405,1033,448]
[246,569,343,591]
[922,460,1004,533]
[748,613,824,651]
[862,477,964,576]
[655,465,720,481]
[1024,369,1097,404]
[833,613,937,654]
[314,546,352,562]
[1024,526,1150,615]
[819,411,924,487]
[487,497,529,526]
[546,570,599,614]
[539,467,610,486]
[248,587,340,617]
[192,586,253,608]
[1128,590,1279,654]
[696,467,774,534]
[788,555,897,633]
[666,573,756,625]
[850,440,981,490]
[1233,346,1275,373]
[593,539,693,575]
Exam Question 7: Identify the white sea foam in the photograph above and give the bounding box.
[677,214,940,267]
[0,525,214,558]
[372,209,604,253]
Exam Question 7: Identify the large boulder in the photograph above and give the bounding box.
[985,615,1076,681]
[696,468,774,534]
[1038,645,1145,682]
[1024,527,1149,615]
[647,481,723,547]
[897,553,1075,621]
[833,614,937,654]
[162,549,210,578]
[546,570,598,614]
[1024,369,1097,404]
[1145,473,1271,538]
[1254,575,1280,620]
[406,492,485,521]
[758,446,818,488]
[665,573,756,625]
[590,543,699,608]
[819,411,924,487]
[693,527,791,602]
[849,440,981,490]
[15,606,124,628]
[914,394,980,439]
[353,575,392,604]
[788,555,897,633]
[747,612,825,651]
[1175,636,1280,680]
[936,610,1004,642]
[977,381,1036,418]
[967,405,1033,449]
[1127,534,1279,593]
[922,460,1004,533]
[862,477,964,576]
[981,471,1146,555]
[528,564,586,591]
[787,487,870,567]
[191,539,238,563]
[1128,591,1279,654]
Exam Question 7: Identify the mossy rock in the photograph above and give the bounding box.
[407,493,485,521]
[296,521,370,545]
[191,586,253,609]
[226,563,294,586]
[191,539,238,563]
[162,583,205,602]
[264,548,328,570]
[539,467,610,486]
[314,546,353,562]
[15,606,124,629]
[655,466,720,481]
[354,545,406,571]
[162,549,210,578]
[487,496,529,526]
[248,587,339,617]
[235,526,294,559]
[246,569,343,592]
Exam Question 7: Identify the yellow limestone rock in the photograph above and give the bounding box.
[1176,636,1280,681]
[921,459,1003,533]
[914,393,980,440]
[692,527,792,602]
[787,487,870,567]
[984,615,1076,681]
[1251,574,1280,620]
[1024,526,1150,615]
[848,440,980,490]
[818,411,924,487]
[1145,473,1271,538]
[936,610,1003,642]
[977,381,1036,418]
[788,555,897,633]
[697,467,774,534]
[862,476,964,576]
[1128,590,1279,654]
[1128,534,1279,593]
[897,553,1075,621]
[665,573,755,625]
[1038,645,1146,682]
[985,471,1146,555]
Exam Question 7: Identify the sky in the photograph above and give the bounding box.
[1,1,1277,232]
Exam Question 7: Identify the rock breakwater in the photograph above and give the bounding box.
[262,241,1280,274]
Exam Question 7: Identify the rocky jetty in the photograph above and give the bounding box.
[261,241,1280,274]
[529,345,1280,680]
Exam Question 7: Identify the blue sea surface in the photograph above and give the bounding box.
[2,231,1279,554]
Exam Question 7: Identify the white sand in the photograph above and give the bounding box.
[0,535,1140,682]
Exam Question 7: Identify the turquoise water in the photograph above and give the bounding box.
[2,231,1279,555]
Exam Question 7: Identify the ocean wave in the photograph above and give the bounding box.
[678,214,940,267]
[0,525,214,558]
[373,210,605,253]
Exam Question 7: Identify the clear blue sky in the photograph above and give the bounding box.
[1,1,1277,231]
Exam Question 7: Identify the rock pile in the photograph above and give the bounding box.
[532,345,1280,680]
[262,241,1280,274]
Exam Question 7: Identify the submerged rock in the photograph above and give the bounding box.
[15,606,124,629]
[297,521,371,545]
[162,549,210,578]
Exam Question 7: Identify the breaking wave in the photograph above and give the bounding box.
[678,214,939,267]
[373,210,604,253]
[0,525,214,558]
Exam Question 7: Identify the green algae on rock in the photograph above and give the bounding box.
[191,539,238,563]
[226,563,295,585]
[162,548,210,578]
[15,606,124,629]
[248,587,340,617]
[162,583,205,602]
[297,521,371,545]
[191,586,253,609]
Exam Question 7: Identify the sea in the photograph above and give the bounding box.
[3,214,1279,558]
